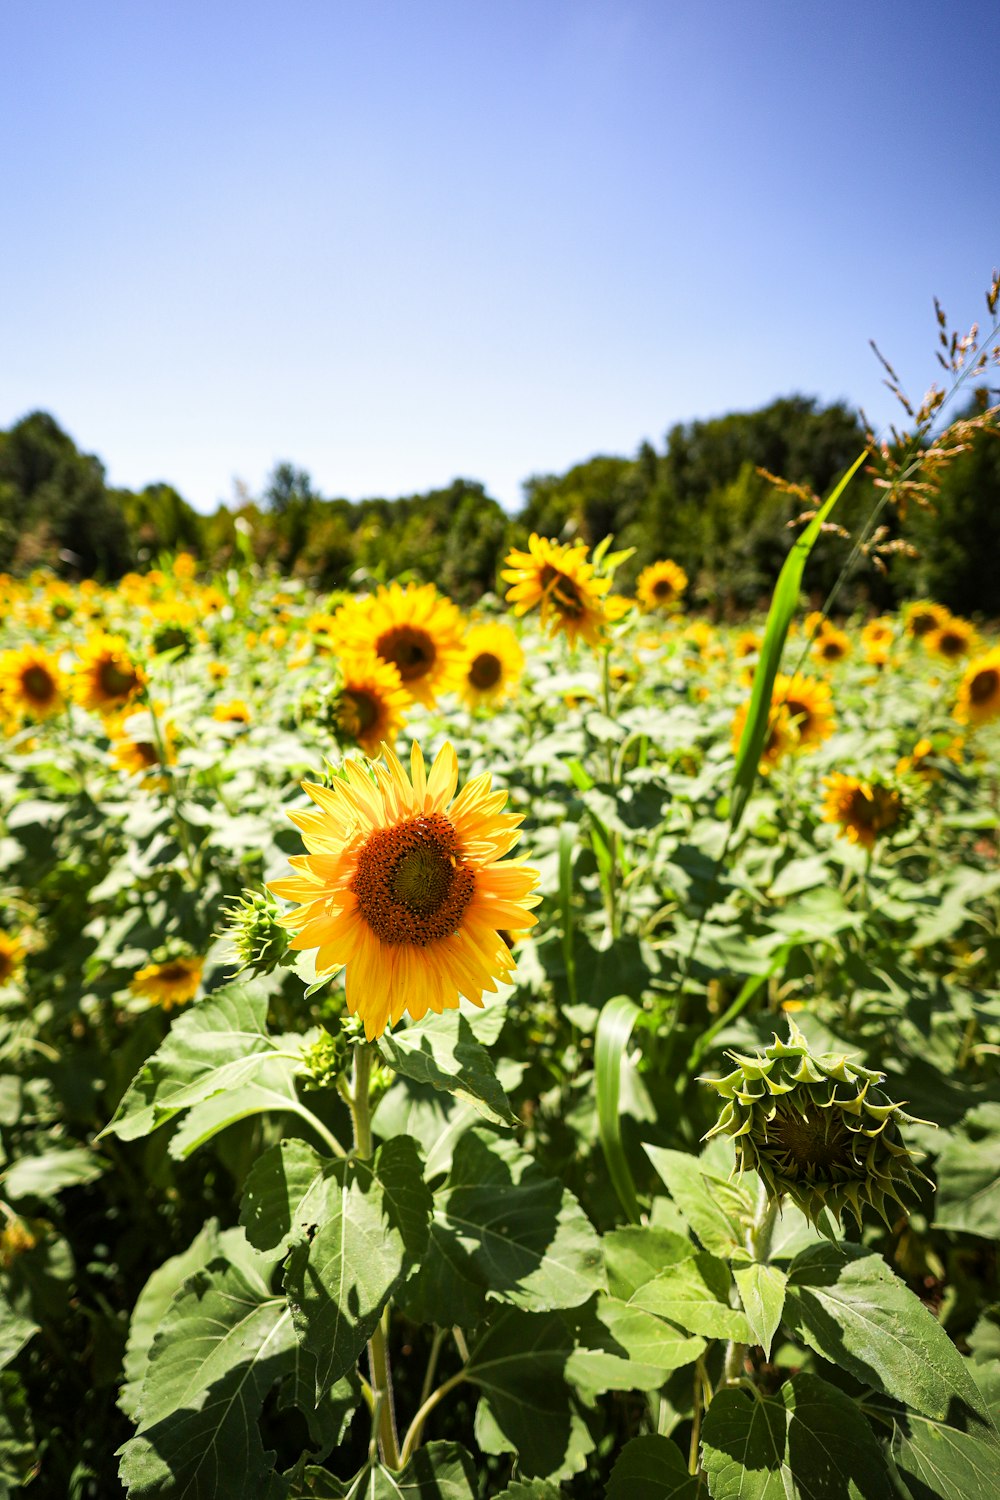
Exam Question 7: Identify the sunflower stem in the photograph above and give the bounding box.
[349,1041,400,1467]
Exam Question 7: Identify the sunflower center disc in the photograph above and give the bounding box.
[352,813,475,945]
[764,1102,855,1179]
[539,566,585,617]
[100,660,137,698]
[469,652,502,689]
[377,626,435,681]
[22,666,55,703]
[971,668,999,704]
[340,689,379,733]
[652,579,673,599]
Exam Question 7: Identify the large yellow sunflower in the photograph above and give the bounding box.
[636,559,688,612]
[773,672,836,750]
[502,534,612,649]
[925,616,977,662]
[270,741,540,1040]
[332,583,466,707]
[131,955,204,1010]
[74,634,146,715]
[821,774,903,850]
[330,653,410,754]
[0,647,66,720]
[460,623,525,710]
[954,648,1000,726]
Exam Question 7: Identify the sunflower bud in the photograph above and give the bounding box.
[222,889,290,977]
[701,1021,929,1229]
[299,1028,351,1090]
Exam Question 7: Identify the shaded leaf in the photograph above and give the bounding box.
[607,1433,703,1498]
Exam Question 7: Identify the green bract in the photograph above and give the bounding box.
[221,887,290,975]
[702,1020,930,1228]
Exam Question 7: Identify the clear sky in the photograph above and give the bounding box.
[2,1,997,514]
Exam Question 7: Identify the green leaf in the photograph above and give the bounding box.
[603,1225,697,1300]
[729,447,868,833]
[0,1371,36,1494]
[465,1310,594,1481]
[296,1442,477,1498]
[402,1128,605,1327]
[375,1004,516,1127]
[596,994,643,1224]
[733,1263,787,1361]
[566,1293,705,1393]
[119,1257,298,1500]
[101,982,296,1142]
[493,1483,564,1500]
[880,1402,1000,1500]
[284,1135,431,1394]
[630,1255,750,1342]
[701,1372,894,1498]
[2,1146,106,1202]
[785,1243,997,1433]
[168,1066,306,1159]
[606,1434,702,1498]
[644,1146,750,1257]
[240,1138,329,1257]
[0,1291,38,1373]
[933,1103,1000,1237]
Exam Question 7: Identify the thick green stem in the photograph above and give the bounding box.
[349,1043,399,1467]
[398,1369,468,1466]
[719,1181,780,1390]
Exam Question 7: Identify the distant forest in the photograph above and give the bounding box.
[1,398,998,614]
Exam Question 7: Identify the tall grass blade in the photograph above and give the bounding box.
[595,993,642,1224]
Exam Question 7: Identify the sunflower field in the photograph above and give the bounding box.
[1,516,1000,1500]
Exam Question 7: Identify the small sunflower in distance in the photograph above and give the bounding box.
[74,634,146,715]
[502,534,612,649]
[0,647,66,721]
[269,741,540,1040]
[332,583,466,707]
[774,672,836,751]
[461,623,524,710]
[925,615,977,662]
[636,558,688,612]
[330,653,409,754]
[822,773,904,850]
[954,648,1000,726]
[213,699,253,725]
[904,599,949,641]
[811,624,851,665]
[0,932,25,986]
[131,954,204,1010]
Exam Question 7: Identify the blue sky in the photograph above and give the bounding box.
[2,1,997,513]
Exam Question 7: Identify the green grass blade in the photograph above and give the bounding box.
[729,447,868,832]
[558,821,579,1006]
[595,993,642,1223]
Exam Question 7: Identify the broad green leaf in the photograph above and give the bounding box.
[402,1128,605,1326]
[240,1138,329,1257]
[2,1146,106,1202]
[119,1258,298,1500]
[604,1225,696,1300]
[595,994,643,1223]
[168,1065,305,1159]
[701,1373,893,1498]
[630,1255,750,1342]
[296,1442,477,1498]
[576,1294,706,1384]
[607,1434,702,1498]
[494,1483,565,1500]
[284,1135,431,1394]
[785,1243,996,1433]
[102,982,296,1142]
[0,1292,38,1373]
[375,1004,516,1127]
[465,1310,594,1481]
[881,1402,1000,1500]
[933,1103,1000,1237]
[0,1372,36,1494]
[644,1146,750,1256]
[733,1263,788,1361]
[729,448,868,832]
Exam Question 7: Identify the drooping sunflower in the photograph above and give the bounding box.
[332,583,466,707]
[74,634,146,715]
[329,653,410,755]
[821,773,904,850]
[131,955,204,1010]
[502,534,612,649]
[773,672,836,750]
[904,599,949,640]
[269,741,540,1040]
[811,625,851,665]
[460,623,525,710]
[954,647,1000,726]
[0,647,66,721]
[0,932,25,986]
[925,616,977,662]
[636,559,688,612]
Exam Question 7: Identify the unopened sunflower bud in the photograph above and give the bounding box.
[701,1020,930,1229]
[222,889,290,976]
[299,1029,350,1090]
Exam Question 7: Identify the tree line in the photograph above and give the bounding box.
[1,399,997,613]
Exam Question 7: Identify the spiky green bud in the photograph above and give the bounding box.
[701,1020,930,1229]
[221,889,290,976]
[299,1029,351,1090]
